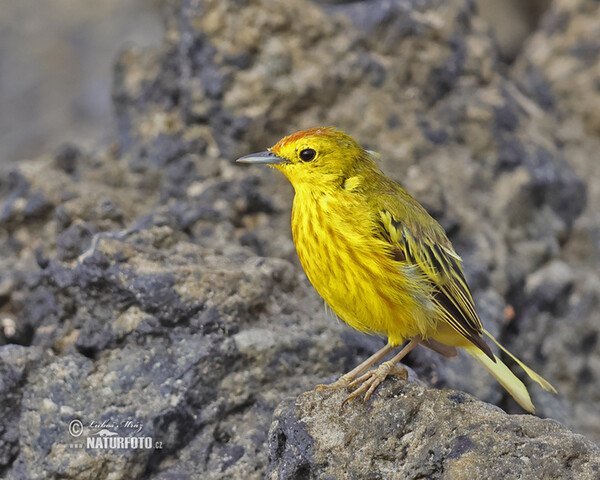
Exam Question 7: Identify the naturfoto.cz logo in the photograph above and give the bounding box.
[66,419,163,451]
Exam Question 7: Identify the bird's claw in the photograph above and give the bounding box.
[342,363,407,406]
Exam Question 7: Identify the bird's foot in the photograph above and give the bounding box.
[314,374,352,391]
[342,361,407,406]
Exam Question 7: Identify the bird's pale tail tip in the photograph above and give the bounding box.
[483,329,557,394]
[468,348,535,413]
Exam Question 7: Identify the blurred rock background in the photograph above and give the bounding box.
[0,0,550,166]
[0,0,162,166]
[1,0,599,479]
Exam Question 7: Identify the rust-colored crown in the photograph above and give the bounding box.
[271,126,339,151]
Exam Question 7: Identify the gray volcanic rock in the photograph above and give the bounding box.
[510,0,600,439]
[0,345,43,471]
[269,382,600,480]
[0,0,599,479]
[9,226,349,479]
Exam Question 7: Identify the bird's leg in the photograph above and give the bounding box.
[315,343,395,390]
[343,337,421,405]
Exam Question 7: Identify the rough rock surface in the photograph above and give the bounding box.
[0,0,599,479]
[269,382,600,479]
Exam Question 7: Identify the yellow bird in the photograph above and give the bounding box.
[237,126,556,413]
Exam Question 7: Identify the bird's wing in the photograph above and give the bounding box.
[376,201,494,360]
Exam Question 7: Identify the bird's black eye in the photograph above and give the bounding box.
[299,148,316,162]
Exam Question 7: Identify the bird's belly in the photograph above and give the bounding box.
[293,224,428,345]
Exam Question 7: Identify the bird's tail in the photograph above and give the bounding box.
[466,329,557,413]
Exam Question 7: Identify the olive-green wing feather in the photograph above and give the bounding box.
[375,193,494,361]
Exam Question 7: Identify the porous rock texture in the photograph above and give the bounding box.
[269,382,600,479]
[0,0,599,478]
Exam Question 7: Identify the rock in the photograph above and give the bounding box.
[509,0,600,439]
[524,260,575,314]
[56,223,95,262]
[5,225,358,479]
[54,144,82,175]
[514,0,600,261]
[269,382,600,480]
[0,346,43,470]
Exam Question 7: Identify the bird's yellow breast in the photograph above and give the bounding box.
[291,187,435,345]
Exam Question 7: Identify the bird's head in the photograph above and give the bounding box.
[237,127,376,189]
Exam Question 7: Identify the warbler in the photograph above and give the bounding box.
[237,127,556,412]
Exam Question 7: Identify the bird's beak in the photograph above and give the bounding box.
[236,150,290,165]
